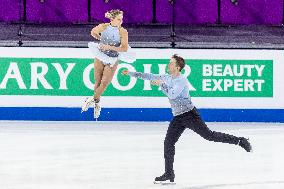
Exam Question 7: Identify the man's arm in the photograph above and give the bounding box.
[122,70,165,81]
[146,74,186,99]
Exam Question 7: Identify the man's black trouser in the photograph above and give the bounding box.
[164,107,240,173]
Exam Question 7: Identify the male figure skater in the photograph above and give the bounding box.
[122,54,252,184]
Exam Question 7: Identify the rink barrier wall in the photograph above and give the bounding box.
[0,107,284,122]
[0,47,284,122]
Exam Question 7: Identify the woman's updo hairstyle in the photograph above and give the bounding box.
[105,9,123,20]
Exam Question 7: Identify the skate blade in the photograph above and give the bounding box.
[154,181,176,185]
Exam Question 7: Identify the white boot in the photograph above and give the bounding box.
[81,97,95,113]
[93,102,101,119]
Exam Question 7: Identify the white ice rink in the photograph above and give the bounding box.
[0,121,284,189]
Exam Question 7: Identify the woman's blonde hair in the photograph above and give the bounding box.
[105,9,123,20]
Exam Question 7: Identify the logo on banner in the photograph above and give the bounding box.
[0,58,273,97]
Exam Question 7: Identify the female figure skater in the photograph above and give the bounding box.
[81,9,135,119]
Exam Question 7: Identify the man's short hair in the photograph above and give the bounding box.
[172,54,185,71]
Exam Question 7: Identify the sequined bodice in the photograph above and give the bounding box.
[100,25,121,57]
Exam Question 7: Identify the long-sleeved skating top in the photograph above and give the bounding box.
[128,72,194,116]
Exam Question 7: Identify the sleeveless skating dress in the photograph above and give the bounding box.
[88,24,136,66]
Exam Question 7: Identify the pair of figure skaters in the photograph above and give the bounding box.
[82,9,252,185]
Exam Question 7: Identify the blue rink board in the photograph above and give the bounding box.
[0,107,284,122]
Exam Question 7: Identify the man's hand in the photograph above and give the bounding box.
[121,70,129,75]
[151,80,162,86]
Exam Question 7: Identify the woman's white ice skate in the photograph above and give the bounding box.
[81,97,95,113]
[94,102,101,119]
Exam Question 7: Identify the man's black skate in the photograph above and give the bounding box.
[154,172,175,185]
[239,137,252,152]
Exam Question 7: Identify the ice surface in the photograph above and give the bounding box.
[0,121,284,189]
